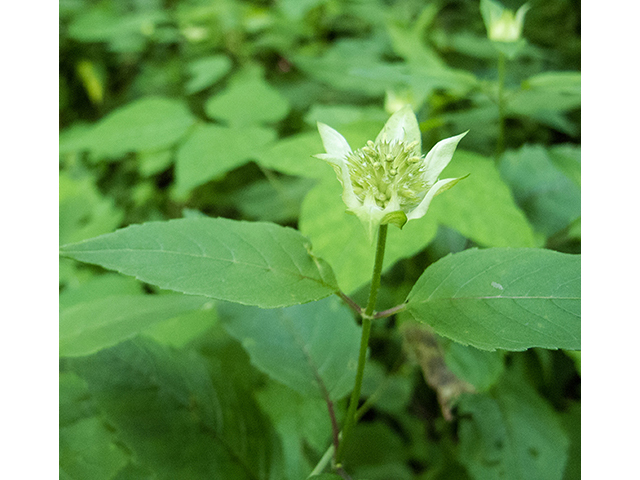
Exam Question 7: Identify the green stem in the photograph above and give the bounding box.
[496,51,507,162]
[336,224,388,465]
[308,444,334,478]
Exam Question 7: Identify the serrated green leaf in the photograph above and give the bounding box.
[70,338,275,480]
[143,307,218,349]
[278,0,328,19]
[185,55,232,94]
[547,144,581,187]
[59,372,96,428]
[304,104,389,128]
[255,131,332,178]
[60,123,94,158]
[343,422,413,480]
[137,149,173,177]
[522,71,581,96]
[443,343,505,392]
[59,172,124,245]
[256,382,332,480]
[174,123,276,195]
[457,376,569,480]
[219,296,360,400]
[499,145,581,237]
[430,150,537,247]
[227,176,316,223]
[508,87,581,115]
[360,360,412,414]
[60,417,129,480]
[60,217,339,308]
[204,67,290,126]
[406,248,580,351]
[83,97,196,159]
[560,402,581,480]
[111,463,156,480]
[59,274,144,310]
[293,39,393,96]
[60,293,214,357]
[68,7,168,50]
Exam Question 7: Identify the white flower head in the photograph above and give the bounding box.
[314,105,468,242]
[481,0,530,43]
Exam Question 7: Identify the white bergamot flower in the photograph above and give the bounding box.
[314,105,468,241]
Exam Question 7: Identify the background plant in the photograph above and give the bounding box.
[59,0,581,479]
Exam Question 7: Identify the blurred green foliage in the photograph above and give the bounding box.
[60,0,580,478]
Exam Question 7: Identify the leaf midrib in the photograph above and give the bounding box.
[409,295,580,304]
[62,246,335,288]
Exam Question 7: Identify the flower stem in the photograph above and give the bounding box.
[496,51,507,162]
[336,224,388,465]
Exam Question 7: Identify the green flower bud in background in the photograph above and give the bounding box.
[481,0,530,58]
[384,89,416,115]
[314,106,468,242]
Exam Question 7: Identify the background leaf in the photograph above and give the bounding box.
[457,375,569,480]
[499,144,581,237]
[70,337,276,480]
[429,150,537,248]
[60,417,129,480]
[174,123,276,196]
[60,293,214,357]
[406,248,580,351]
[59,172,124,245]
[185,55,232,94]
[443,342,505,392]
[254,131,331,179]
[342,422,413,480]
[219,296,361,400]
[60,217,339,308]
[143,307,219,349]
[82,97,196,159]
[204,66,290,126]
[256,382,333,480]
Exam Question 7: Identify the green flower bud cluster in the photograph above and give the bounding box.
[347,139,428,210]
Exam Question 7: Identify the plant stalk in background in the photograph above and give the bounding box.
[480,0,530,160]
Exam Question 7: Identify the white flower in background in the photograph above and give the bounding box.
[314,105,468,241]
[481,0,530,43]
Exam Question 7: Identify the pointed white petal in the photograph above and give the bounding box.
[375,105,421,149]
[351,195,386,243]
[406,176,466,221]
[480,0,505,31]
[317,122,352,159]
[422,131,468,185]
[515,3,530,27]
[313,153,345,166]
[339,165,359,211]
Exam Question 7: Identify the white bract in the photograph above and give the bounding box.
[315,105,467,241]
